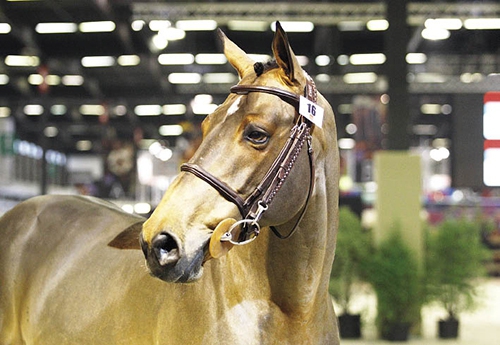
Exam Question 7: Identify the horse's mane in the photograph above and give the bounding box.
[253,60,278,76]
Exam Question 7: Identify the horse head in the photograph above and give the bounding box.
[138,23,337,284]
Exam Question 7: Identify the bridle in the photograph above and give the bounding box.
[180,75,318,245]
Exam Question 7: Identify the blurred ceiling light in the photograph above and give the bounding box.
[413,124,437,136]
[79,21,116,33]
[420,103,442,114]
[338,21,364,31]
[464,18,500,30]
[159,124,183,136]
[36,22,77,34]
[176,20,217,31]
[366,19,389,31]
[28,74,44,85]
[338,138,356,150]
[315,74,330,83]
[168,73,201,84]
[50,104,67,115]
[24,104,44,115]
[203,73,237,84]
[315,55,331,67]
[195,53,227,65]
[76,140,92,151]
[158,53,194,65]
[460,72,483,83]
[0,107,11,118]
[192,103,218,115]
[421,26,450,40]
[62,75,84,86]
[81,56,115,67]
[228,20,268,32]
[131,20,145,31]
[44,126,59,138]
[0,74,9,85]
[338,104,353,114]
[162,104,187,115]
[193,94,213,104]
[5,55,40,67]
[0,23,11,34]
[134,202,152,214]
[149,20,171,31]
[296,55,309,66]
[247,54,272,62]
[349,53,386,65]
[345,123,358,135]
[160,27,185,40]
[45,74,60,85]
[414,73,447,83]
[271,21,314,33]
[113,105,127,116]
[117,55,140,66]
[79,104,105,116]
[337,55,349,66]
[406,53,427,64]
[343,72,378,84]
[425,18,462,30]
[151,34,168,50]
[134,104,162,116]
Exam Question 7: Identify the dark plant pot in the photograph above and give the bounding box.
[382,322,411,342]
[438,318,459,339]
[338,313,361,339]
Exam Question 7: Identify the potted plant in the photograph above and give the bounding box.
[425,218,491,339]
[362,225,424,341]
[329,207,372,338]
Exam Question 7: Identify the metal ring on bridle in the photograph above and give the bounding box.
[220,219,261,246]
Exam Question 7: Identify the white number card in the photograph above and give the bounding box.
[299,96,324,128]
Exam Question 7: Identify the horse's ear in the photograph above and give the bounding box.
[218,28,254,79]
[108,221,144,250]
[272,21,306,86]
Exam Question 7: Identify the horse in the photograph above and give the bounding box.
[0,23,340,344]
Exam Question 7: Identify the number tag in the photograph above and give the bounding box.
[299,96,324,128]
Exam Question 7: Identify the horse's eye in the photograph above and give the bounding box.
[245,128,270,146]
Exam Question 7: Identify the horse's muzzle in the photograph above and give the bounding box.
[140,232,207,283]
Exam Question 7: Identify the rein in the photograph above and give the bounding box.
[181,76,318,245]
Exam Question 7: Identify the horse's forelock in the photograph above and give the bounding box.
[253,60,278,77]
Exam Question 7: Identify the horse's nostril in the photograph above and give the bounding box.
[152,232,180,266]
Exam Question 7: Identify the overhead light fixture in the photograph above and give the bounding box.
[79,21,116,33]
[349,53,386,65]
[50,104,67,115]
[131,20,145,31]
[464,18,500,30]
[425,18,462,31]
[271,21,314,33]
[460,72,483,83]
[35,22,77,34]
[134,104,162,116]
[162,104,187,115]
[28,74,60,86]
[366,19,389,31]
[406,53,427,64]
[337,55,349,66]
[79,104,105,116]
[343,72,378,84]
[0,23,11,34]
[44,126,59,138]
[203,73,237,84]
[421,20,451,41]
[158,53,195,65]
[192,103,218,115]
[0,74,9,85]
[195,53,227,65]
[76,140,92,151]
[338,21,364,31]
[81,56,115,67]
[338,138,356,150]
[315,55,331,67]
[62,75,84,86]
[420,104,442,115]
[117,55,140,66]
[175,20,217,31]
[5,55,40,67]
[413,73,447,83]
[24,104,44,116]
[149,20,171,31]
[296,56,309,66]
[168,73,201,84]
[159,27,185,41]
[315,74,330,83]
[228,20,268,32]
[159,124,184,136]
[151,34,168,50]
[0,107,11,118]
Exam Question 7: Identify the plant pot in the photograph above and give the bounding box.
[438,318,459,339]
[382,322,410,342]
[338,313,361,339]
